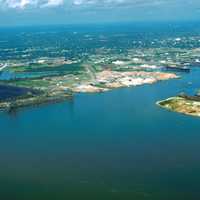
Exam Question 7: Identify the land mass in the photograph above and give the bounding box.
[0,68,177,112]
[157,93,200,117]
[1,37,200,112]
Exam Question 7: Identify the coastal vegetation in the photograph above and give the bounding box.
[157,94,200,117]
[1,29,200,112]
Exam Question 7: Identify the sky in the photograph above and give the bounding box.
[0,0,200,26]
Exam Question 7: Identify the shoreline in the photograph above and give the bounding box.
[0,70,177,112]
[0,89,72,112]
[157,95,200,118]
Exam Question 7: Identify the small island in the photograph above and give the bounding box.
[157,93,200,117]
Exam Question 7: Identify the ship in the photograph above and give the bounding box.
[165,66,190,73]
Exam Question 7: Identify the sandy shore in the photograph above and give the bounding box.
[72,70,178,93]
[157,96,200,117]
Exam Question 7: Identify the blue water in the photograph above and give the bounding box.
[0,68,200,199]
[1,22,200,199]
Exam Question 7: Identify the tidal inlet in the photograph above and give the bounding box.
[1,0,200,200]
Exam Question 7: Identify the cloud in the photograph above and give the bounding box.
[2,0,64,9]
[1,0,200,10]
[73,0,124,5]
[72,0,132,7]
[72,0,200,8]
[0,0,167,9]
[41,0,64,8]
[5,0,37,9]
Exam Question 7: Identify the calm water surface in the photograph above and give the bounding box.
[0,69,200,200]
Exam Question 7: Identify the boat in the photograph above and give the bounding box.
[165,66,190,73]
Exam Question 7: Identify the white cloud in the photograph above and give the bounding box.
[5,0,37,9]
[1,0,159,9]
[41,0,64,8]
[3,0,64,9]
[73,0,126,6]
[1,0,200,10]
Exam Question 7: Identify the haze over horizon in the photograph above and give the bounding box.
[0,0,200,26]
